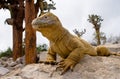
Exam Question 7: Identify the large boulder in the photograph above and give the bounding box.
[1,44,120,79]
[1,55,120,79]
[0,67,9,76]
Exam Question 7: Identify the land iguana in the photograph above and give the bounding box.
[32,12,119,75]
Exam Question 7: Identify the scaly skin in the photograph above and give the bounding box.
[32,12,114,75]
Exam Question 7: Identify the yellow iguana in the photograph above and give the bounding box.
[32,12,119,75]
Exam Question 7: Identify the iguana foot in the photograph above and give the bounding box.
[56,59,76,75]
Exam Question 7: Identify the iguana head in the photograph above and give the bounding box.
[32,12,67,42]
[32,12,62,32]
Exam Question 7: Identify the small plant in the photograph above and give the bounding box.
[0,47,12,58]
[73,29,86,37]
[36,44,48,53]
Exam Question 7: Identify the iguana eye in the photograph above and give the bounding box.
[45,16,47,19]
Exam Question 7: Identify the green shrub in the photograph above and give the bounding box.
[36,44,48,53]
[0,47,12,58]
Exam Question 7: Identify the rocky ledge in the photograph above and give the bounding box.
[0,44,120,79]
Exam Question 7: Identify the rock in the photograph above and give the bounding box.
[0,61,8,67]
[8,62,17,67]
[2,68,21,77]
[1,55,120,79]
[20,64,57,79]
[0,76,22,79]
[1,44,120,79]
[39,51,47,61]
[0,67,9,76]
[0,57,8,61]
[7,58,14,65]
[7,58,13,62]
[14,64,24,69]
[0,56,25,75]
[15,56,25,65]
[1,58,14,68]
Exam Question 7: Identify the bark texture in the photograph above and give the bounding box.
[25,0,36,64]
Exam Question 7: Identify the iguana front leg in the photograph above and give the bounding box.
[57,47,85,75]
[40,47,58,65]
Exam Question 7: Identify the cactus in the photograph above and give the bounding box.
[88,14,103,45]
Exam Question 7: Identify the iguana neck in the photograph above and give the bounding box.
[41,26,69,43]
[52,28,69,43]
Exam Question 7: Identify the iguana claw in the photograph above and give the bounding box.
[39,61,58,65]
[56,59,76,75]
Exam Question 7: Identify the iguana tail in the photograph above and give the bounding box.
[95,45,110,56]
[95,45,120,56]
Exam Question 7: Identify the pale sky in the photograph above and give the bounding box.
[0,0,120,51]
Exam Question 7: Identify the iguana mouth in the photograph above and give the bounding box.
[32,19,48,30]
[32,24,47,30]
[32,19,54,29]
[32,19,40,26]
